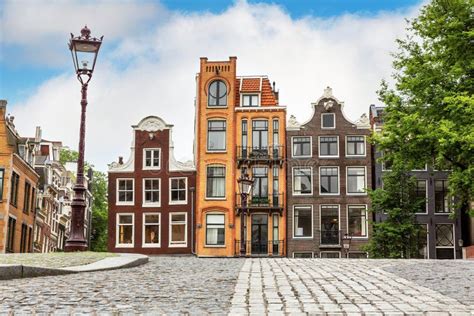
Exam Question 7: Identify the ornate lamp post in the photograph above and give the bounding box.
[237,171,254,256]
[342,233,353,258]
[65,26,103,251]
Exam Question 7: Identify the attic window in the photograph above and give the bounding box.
[242,94,259,107]
[321,113,335,129]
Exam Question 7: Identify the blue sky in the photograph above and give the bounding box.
[0,0,423,170]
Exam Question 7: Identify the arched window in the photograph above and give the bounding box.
[208,80,227,107]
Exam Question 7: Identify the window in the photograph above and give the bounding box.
[272,119,279,158]
[208,80,227,107]
[252,120,268,150]
[347,167,366,194]
[320,252,340,258]
[252,167,268,200]
[320,205,339,245]
[30,188,36,213]
[321,113,335,129]
[241,120,248,158]
[435,224,455,259]
[116,214,134,247]
[415,180,427,213]
[293,252,313,258]
[143,213,160,247]
[293,167,312,195]
[170,178,187,204]
[348,206,367,237]
[207,120,226,151]
[143,149,160,169]
[206,214,225,246]
[20,223,28,253]
[143,179,160,206]
[272,213,279,254]
[6,216,16,252]
[206,166,225,198]
[10,172,20,207]
[292,137,311,157]
[0,168,4,200]
[414,224,428,259]
[435,180,450,213]
[116,179,134,204]
[170,213,187,247]
[272,166,279,205]
[319,136,338,157]
[23,182,31,214]
[242,94,259,107]
[346,136,365,156]
[320,167,339,195]
[293,206,312,238]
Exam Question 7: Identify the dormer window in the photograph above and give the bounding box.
[321,113,335,129]
[242,94,259,107]
[208,80,227,107]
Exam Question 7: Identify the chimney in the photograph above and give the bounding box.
[272,81,279,104]
[118,156,123,164]
[0,100,6,109]
[35,126,42,142]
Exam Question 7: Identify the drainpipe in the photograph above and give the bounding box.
[190,187,195,254]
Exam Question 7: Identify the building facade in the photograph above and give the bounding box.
[108,116,196,254]
[0,100,40,253]
[370,105,463,259]
[194,57,286,257]
[286,88,372,258]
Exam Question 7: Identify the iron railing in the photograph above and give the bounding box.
[235,193,284,210]
[236,145,284,163]
[234,239,285,256]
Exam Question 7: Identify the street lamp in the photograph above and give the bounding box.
[342,233,352,258]
[64,26,103,252]
[237,170,254,256]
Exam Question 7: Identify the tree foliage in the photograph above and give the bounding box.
[376,0,474,216]
[59,148,108,251]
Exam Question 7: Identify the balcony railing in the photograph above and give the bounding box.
[235,193,284,211]
[234,240,285,257]
[236,145,284,164]
[320,230,342,246]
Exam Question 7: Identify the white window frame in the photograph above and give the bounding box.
[346,205,368,239]
[318,136,339,158]
[241,93,260,107]
[207,119,227,153]
[116,213,134,248]
[143,148,161,170]
[319,166,340,196]
[292,167,313,196]
[205,212,226,247]
[320,251,341,258]
[321,113,336,129]
[345,135,366,157]
[292,252,314,258]
[346,166,367,196]
[116,178,135,206]
[291,136,312,158]
[169,177,188,205]
[169,212,188,248]
[142,213,161,248]
[292,205,313,239]
[415,179,428,214]
[319,204,341,245]
[142,178,161,207]
[205,165,226,200]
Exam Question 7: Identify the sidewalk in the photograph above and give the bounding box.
[0,253,148,280]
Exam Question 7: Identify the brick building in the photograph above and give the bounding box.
[0,100,40,253]
[370,105,464,259]
[194,57,286,257]
[286,88,372,258]
[108,116,196,254]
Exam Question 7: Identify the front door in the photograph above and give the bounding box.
[251,214,268,254]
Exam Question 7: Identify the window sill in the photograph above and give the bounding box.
[206,150,227,154]
[293,236,314,239]
[346,193,367,196]
[318,156,340,159]
[345,155,367,158]
[292,193,313,197]
[292,155,313,159]
[115,244,134,248]
[142,244,161,248]
[319,193,340,196]
[205,197,226,201]
[142,204,161,208]
[116,202,135,206]
[204,245,226,248]
[206,106,228,109]
[169,201,188,205]
[143,167,161,171]
[169,243,187,248]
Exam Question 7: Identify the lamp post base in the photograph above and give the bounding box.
[64,239,88,252]
[64,184,88,252]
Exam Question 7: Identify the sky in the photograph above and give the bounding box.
[0,0,424,171]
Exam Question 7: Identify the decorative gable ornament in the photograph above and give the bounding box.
[134,116,171,132]
[355,113,370,128]
[287,115,301,130]
[323,100,335,111]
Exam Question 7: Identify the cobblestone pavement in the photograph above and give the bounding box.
[0,251,116,268]
[1,257,473,315]
[230,258,474,315]
[0,256,244,314]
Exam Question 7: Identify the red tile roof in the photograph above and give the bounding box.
[236,77,278,106]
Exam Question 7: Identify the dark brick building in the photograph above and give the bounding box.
[108,116,196,255]
[286,87,372,258]
[370,105,463,259]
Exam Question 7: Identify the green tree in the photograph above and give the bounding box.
[59,148,108,251]
[377,0,474,219]
[364,163,426,258]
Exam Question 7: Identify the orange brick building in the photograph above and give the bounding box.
[0,100,39,253]
[194,57,286,257]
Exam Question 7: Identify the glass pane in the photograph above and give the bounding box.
[171,224,186,242]
[294,208,312,237]
[207,214,224,224]
[145,214,159,224]
[119,215,133,224]
[144,225,159,244]
[322,114,334,128]
[172,214,186,222]
[119,225,133,244]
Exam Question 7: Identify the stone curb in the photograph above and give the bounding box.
[0,253,149,280]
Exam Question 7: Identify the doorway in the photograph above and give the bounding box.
[251,214,268,254]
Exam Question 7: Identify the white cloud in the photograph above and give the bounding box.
[7,0,422,171]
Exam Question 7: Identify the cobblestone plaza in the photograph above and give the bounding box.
[0,257,473,314]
